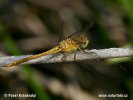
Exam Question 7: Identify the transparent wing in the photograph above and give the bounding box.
[58,20,65,42]
[67,21,94,39]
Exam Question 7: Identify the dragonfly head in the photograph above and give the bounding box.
[75,34,89,49]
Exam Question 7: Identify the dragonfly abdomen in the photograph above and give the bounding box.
[5,46,61,67]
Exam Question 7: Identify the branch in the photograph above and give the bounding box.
[0,48,133,67]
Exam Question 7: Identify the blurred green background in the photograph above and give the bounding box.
[0,0,133,100]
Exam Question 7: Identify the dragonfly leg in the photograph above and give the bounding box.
[82,50,99,58]
[61,52,77,62]
[38,54,59,63]
[74,52,77,61]
[61,53,68,61]
[61,53,75,62]
[83,50,97,56]
[82,50,103,64]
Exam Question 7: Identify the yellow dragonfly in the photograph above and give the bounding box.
[4,22,94,67]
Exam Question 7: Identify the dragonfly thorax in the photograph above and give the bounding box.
[59,38,79,52]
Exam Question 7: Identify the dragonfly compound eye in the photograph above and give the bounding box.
[78,37,89,49]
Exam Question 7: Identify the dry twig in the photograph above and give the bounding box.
[0,48,133,67]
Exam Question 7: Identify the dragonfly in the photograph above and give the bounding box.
[4,22,94,67]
